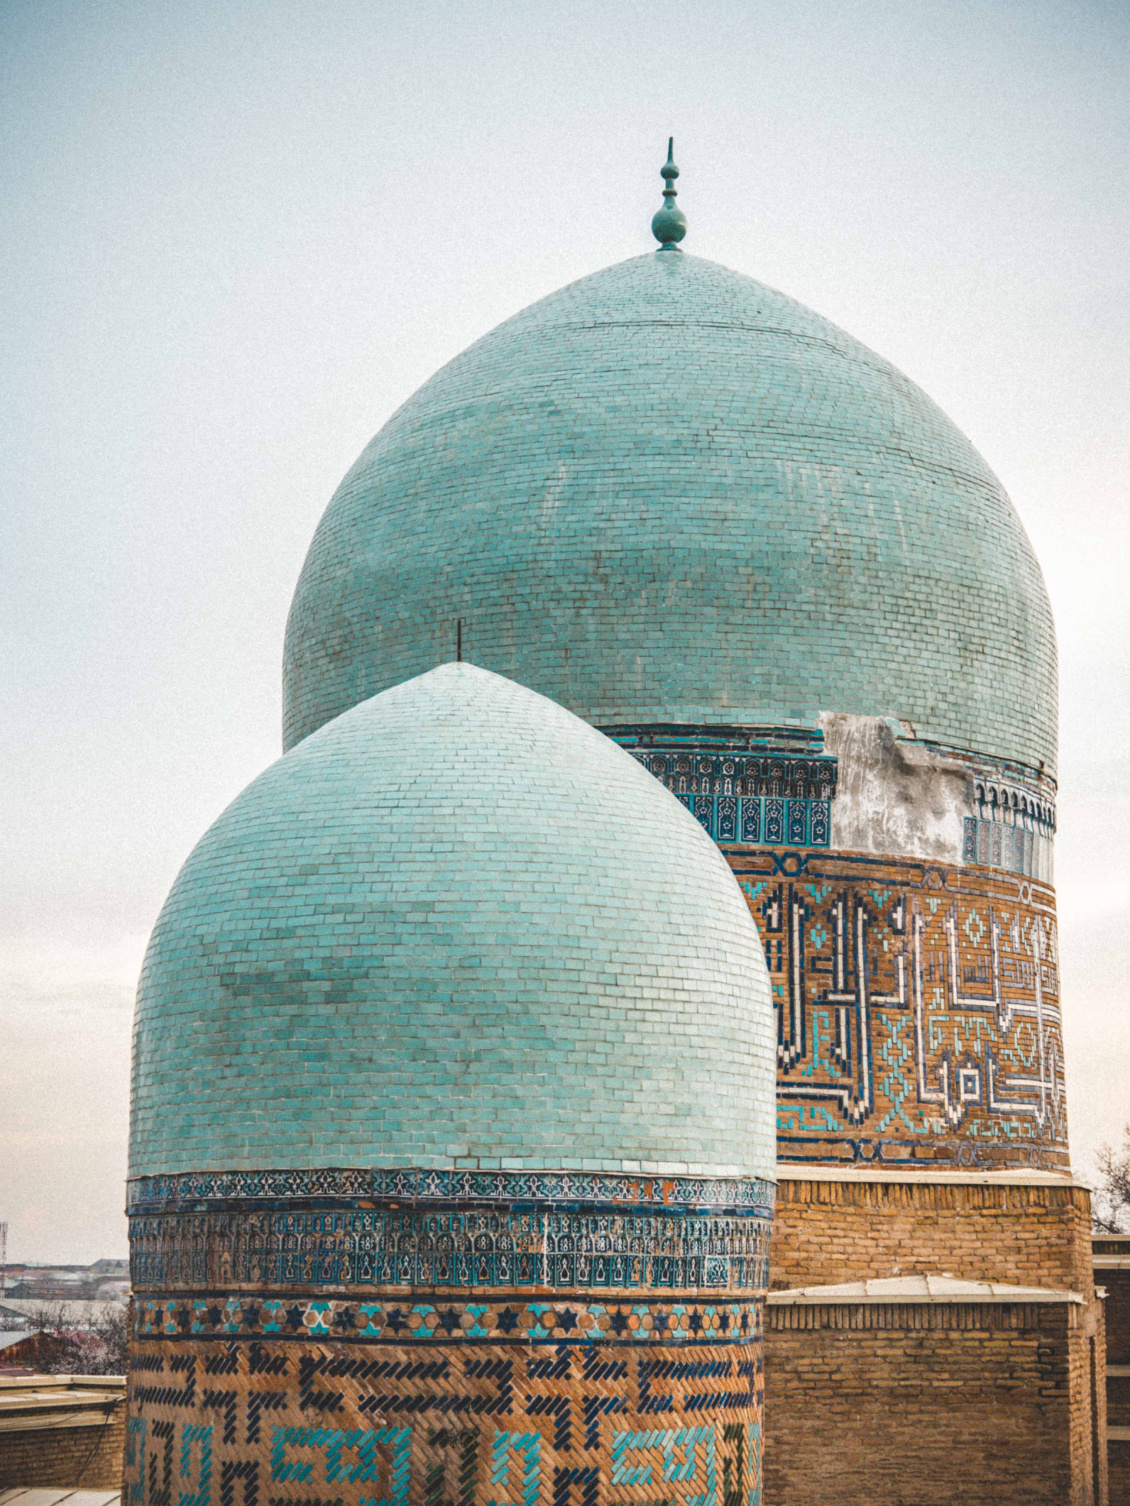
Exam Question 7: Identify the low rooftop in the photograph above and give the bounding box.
[768,1274,1084,1305]
[0,1492,120,1506]
[0,1374,125,1433]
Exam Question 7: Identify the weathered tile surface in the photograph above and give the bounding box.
[129,663,776,1181]
[283,252,1057,778]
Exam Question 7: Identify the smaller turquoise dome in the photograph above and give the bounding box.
[129,664,775,1180]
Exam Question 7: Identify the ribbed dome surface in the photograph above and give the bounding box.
[129,664,775,1179]
[284,252,1056,775]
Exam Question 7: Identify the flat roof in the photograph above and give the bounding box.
[774,1165,1084,1188]
[0,1375,125,1435]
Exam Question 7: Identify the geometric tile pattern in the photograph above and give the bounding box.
[618,736,837,850]
[123,1334,764,1506]
[125,1172,770,1505]
[966,771,1056,881]
[132,1296,763,1344]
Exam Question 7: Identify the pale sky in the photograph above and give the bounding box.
[1,0,1127,1263]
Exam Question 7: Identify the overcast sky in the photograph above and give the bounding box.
[1,0,1127,1263]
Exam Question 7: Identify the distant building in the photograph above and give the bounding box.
[0,1263,127,1304]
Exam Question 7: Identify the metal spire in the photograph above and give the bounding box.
[651,137,687,251]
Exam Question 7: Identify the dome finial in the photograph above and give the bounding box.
[651,136,687,252]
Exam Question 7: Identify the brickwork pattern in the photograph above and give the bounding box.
[1096,1246,1130,1365]
[124,1332,763,1506]
[0,1408,125,1487]
[1114,1447,1130,1506]
[771,1176,1095,1292]
[129,665,775,1179]
[763,1300,1095,1505]
[283,251,1057,775]
[722,848,1067,1168]
[124,1175,772,1505]
[1095,1241,1130,1504]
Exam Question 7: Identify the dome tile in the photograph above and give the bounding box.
[283,252,1056,776]
[130,663,775,1180]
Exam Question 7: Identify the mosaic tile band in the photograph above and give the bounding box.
[129,1206,771,1295]
[125,1332,763,1505]
[126,1168,776,1216]
[126,1166,769,1502]
[725,851,1068,1169]
[133,1296,763,1346]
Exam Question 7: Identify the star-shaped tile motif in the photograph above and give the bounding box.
[384,1307,407,1334]
[608,1309,630,1336]
[175,1306,192,1332]
[717,1309,731,1332]
[206,1306,223,1329]
[242,1303,261,1329]
[496,1307,519,1334]
[334,1307,356,1331]
[284,1304,305,1332]
[557,1308,577,1333]
[688,1309,703,1333]
[436,1308,462,1335]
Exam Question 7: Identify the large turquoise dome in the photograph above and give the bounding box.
[283,252,1056,775]
[129,663,775,1179]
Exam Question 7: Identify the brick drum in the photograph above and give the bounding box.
[124,1170,773,1505]
[721,850,1067,1171]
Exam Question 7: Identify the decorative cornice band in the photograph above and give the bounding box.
[126,1167,776,1217]
[132,1293,764,1346]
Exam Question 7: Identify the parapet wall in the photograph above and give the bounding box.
[763,1296,1101,1506]
[771,1172,1095,1292]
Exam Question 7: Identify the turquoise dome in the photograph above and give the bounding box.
[283,252,1056,775]
[129,663,775,1179]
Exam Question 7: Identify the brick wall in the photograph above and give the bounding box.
[1095,1237,1130,1506]
[0,1407,125,1487]
[772,1176,1095,1293]
[1095,1247,1130,1367]
[1109,1357,1130,1429]
[1078,1299,1109,1506]
[763,1299,1099,1505]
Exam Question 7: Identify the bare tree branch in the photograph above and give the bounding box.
[1093,1125,1130,1233]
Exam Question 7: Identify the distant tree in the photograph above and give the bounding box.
[1093,1125,1130,1233]
[21,1300,128,1375]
